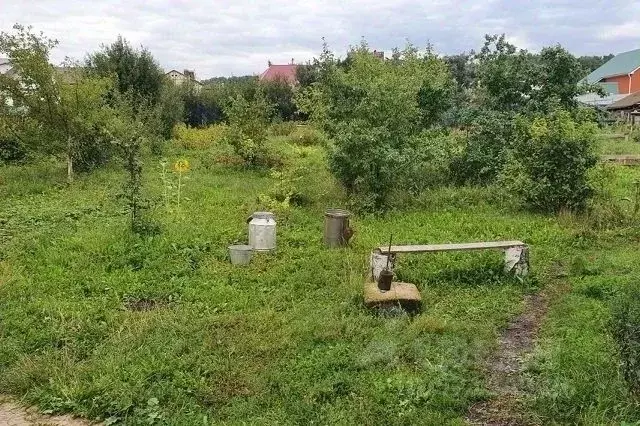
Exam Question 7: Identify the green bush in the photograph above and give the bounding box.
[223,90,273,167]
[269,121,297,137]
[503,109,598,213]
[172,123,229,150]
[0,134,27,164]
[449,109,513,185]
[611,282,640,395]
[73,127,115,173]
[300,43,453,211]
[288,126,328,147]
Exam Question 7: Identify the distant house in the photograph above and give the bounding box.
[165,69,204,92]
[259,61,298,85]
[607,90,640,126]
[578,49,640,107]
[582,49,640,95]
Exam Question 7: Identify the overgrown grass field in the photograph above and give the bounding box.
[1,133,640,424]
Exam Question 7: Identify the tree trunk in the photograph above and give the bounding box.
[66,135,73,183]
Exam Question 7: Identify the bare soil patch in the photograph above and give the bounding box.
[466,292,549,425]
[0,396,93,426]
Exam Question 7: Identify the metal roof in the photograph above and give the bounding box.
[582,48,640,83]
[576,92,627,107]
[607,91,640,110]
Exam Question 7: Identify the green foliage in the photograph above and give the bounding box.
[269,121,297,137]
[86,36,164,106]
[530,45,588,111]
[577,54,614,76]
[172,123,229,150]
[153,82,185,140]
[475,35,589,115]
[105,98,155,234]
[223,89,274,166]
[0,25,119,179]
[0,127,27,164]
[612,282,640,395]
[261,77,296,121]
[301,41,453,210]
[443,52,476,91]
[474,34,534,112]
[450,109,514,184]
[506,109,598,212]
[295,62,320,88]
[287,125,328,146]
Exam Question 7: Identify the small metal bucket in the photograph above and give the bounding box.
[377,269,393,291]
[228,245,253,265]
[324,208,352,248]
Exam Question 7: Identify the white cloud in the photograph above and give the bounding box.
[598,21,640,41]
[1,0,638,79]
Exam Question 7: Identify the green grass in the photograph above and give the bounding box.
[1,137,640,424]
[524,246,640,424]
[599,133,640,155]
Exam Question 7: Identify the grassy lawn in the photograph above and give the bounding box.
[1,139,640,424]
[599,132,640,155]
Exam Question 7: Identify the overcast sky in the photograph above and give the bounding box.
[2,0,639,80]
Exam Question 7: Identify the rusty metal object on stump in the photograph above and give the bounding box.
[377,269,393,291]
[323,208,353,247]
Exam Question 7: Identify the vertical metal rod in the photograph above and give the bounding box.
[385,234,393,270]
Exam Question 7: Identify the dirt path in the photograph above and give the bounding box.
[0,396,93,426]
[466,292,549,425]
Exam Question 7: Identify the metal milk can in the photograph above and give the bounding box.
[323,209,353,248]
[248,211,276,251]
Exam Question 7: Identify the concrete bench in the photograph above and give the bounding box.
[370,240,529,281]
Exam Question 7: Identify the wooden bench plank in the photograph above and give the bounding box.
[376,240,525,254]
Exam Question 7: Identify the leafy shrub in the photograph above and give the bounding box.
[503,109,598,213]
[611,282,640,395]
[392,130,463,199]
[172,123,229,150]
[269,121,297,137]
[449,109,514,185]
[261,77,296,121]
[0,134,27,164]
[224,90,273,166]
[301,43,453,211]
[288,126,328,147]
[72,127,115,172]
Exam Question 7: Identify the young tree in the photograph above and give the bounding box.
[531,45,590,111]
[0,25,115,181]
[224,87,274,166]
[85,36,164,106]
[474,34,535,113]
[300,41,453,210]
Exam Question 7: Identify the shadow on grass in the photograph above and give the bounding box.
[396,259,533,289]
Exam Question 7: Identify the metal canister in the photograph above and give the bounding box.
[323,208,353,248]
[248,212,276,251]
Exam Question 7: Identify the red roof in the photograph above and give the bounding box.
[259,64,298,84]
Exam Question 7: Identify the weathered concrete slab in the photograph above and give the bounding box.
[363,281,421,310]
